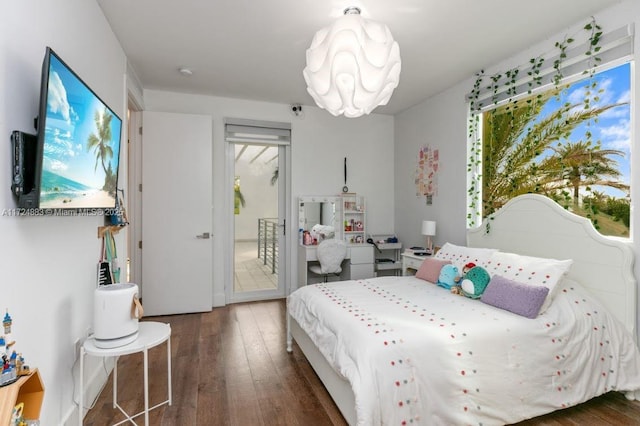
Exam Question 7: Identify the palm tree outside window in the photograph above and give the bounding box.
[480,62,631,237]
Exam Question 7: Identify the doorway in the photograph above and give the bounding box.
[225,119,290,303]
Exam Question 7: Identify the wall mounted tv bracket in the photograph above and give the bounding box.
[11,130,38,207]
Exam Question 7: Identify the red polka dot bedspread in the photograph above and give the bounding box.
[287,276,640,425]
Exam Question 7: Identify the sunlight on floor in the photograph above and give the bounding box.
[234,240,278,292]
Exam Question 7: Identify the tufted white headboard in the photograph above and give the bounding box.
[467,194,636,336]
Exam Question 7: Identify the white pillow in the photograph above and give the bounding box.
[434,242,499,271]
[484,251,573,314]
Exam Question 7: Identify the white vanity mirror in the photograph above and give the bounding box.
[298,196,342,241]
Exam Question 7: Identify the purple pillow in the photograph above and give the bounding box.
[415,258,451,283]
[480,275,550,319]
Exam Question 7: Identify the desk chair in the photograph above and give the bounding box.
[309,238,348,282]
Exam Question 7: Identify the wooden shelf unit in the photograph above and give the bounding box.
[0,369,44,424]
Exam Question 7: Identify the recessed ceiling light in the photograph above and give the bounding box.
[178,67,193,76]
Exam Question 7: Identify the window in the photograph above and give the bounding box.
[466,22,633,238]
[481,63,631,237]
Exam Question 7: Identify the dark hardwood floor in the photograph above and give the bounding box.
[83,299,640,425]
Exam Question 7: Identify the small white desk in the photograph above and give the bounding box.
[79,321,172,425]
[401,252,431,275]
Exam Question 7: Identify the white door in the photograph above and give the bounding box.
[141,111,213,315]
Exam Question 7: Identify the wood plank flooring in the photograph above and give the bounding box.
[83,299,640,425]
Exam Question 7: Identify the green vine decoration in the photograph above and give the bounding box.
[582,17,603,113]
[584,17,603,75]
[503,67,520,117]
[527,57,545,95]
[489,73,502,105]
[579,16,604,202]
[466,71,484,227]
[553,35,574,86]
[505,68,520,98]
[466,18,605,228]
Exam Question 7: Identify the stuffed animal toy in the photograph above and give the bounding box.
[450,285,464,296]
[310,224,335,241]
[461,266,491,299]
[437,264,459,290]
[454,262,476,284]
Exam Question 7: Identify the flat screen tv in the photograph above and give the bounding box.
[29,47,122,210]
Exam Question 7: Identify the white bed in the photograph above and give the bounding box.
[286,194,640,425]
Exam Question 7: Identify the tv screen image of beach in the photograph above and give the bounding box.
[39,51,122,209]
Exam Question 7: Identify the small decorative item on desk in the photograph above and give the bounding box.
[303,231,313,245]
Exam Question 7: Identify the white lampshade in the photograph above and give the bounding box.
[421,221,436,236]
[303,7,401,118]
[421,220,436,252]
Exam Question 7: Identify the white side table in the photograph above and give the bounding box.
[79,321,172,425]
[401,252,430,275]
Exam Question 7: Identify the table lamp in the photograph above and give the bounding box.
[421,220,436,253]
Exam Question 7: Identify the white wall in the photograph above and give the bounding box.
[394,0,640,338]
[1,0,127,424]
[143,90,395,301]
[394,84,470,250]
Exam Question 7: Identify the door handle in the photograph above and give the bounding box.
[196,232,211,239]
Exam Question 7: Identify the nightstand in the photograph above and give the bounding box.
[401,252,430,276]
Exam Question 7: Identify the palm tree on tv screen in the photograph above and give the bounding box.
[87,107,116,194]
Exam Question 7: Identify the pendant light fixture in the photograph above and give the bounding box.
[303,7,401,118]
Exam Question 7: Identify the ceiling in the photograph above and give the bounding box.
[234,143,278,166]
[97,0,621,116]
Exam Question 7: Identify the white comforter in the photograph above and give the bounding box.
[287,276,640,425]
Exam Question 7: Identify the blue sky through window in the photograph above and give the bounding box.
[536,62,631,198]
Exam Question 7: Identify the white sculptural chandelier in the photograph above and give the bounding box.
[303,7,401,118]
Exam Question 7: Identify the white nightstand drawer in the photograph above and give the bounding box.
[401,252,429,276]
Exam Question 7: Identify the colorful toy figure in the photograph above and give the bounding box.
[3,310,11,335]
[0,310,27,383]
[3,310,15,353]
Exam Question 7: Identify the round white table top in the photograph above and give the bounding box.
[83,321,171,357]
